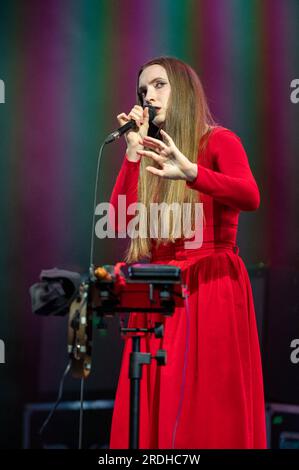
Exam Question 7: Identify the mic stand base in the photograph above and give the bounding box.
[120,324,167,449]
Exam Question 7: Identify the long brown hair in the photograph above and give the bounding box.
[126,57,215,262]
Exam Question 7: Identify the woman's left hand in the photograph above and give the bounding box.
[136,129,198,182]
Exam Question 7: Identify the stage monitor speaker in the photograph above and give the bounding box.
[262,268,299,405]
[266,403,299,449]
[23,400,113,449]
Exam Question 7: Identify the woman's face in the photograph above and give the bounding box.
[138,64,171,126]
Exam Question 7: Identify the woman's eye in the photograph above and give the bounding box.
[155,82,165,88]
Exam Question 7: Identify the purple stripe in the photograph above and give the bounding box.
[263,0,290,264]
[21,0,69,279]
[199,0,234,122]
[113,0,154,116]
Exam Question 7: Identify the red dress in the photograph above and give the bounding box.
[109,127,267,449]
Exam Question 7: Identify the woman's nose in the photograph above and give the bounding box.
[145,89,155,103]
[144,98,154,107]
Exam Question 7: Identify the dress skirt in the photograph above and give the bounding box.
[109,245,267,449]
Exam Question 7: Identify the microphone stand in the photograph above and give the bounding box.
[120,323,166,449]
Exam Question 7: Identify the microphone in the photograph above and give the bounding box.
[105,105,156,144]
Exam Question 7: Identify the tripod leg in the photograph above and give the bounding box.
[130,336,140,449]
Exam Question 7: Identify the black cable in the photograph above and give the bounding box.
[171,287,191,448]
[38,361,71,436]
[78,378,85,449]
[89,140,107,269]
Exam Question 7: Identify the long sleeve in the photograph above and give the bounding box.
[109,156,140,233]
[187,130,260,211]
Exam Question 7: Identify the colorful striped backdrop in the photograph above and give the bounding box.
[0,0,298,447]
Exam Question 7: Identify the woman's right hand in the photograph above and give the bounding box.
[117,105,150,161]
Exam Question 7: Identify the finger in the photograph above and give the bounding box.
[129,109,143,119]
[142,136,166,151]
[145,166,165,177]
[128,111,143,127]
[143,106,149,122]
[141,141,165,153]
[160,129,173,145]
[117,113,130,125]
[133,105,143,112]
[136,149,165,165]
[117,113,130,121]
